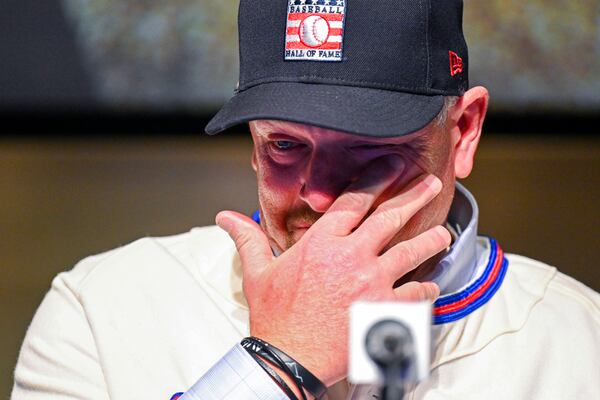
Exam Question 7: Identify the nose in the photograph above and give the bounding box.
[299,188,338,213]
[299,154,354,213]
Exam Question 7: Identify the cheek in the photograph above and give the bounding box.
[255,157,303,233]
[257,158,300,204]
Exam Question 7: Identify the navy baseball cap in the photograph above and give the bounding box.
[205,0,469,137]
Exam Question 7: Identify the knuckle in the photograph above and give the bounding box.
[375,207,405,230]
[351,270,375,295]
[402,244,420,267]
[415,285,430,301]
[236,231,254,250]
[329,244,357,267]
[342,191,368,210]
[395,282,427,302]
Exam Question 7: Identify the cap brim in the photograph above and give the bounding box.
[205,82,444,137]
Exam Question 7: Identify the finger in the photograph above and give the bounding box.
[352,174,442,250]
[313,155,405,235]
[393,281,440,303]
[379,225,451,282]
[216,211,273,279]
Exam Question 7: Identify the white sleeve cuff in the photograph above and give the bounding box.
[179,343,289,400]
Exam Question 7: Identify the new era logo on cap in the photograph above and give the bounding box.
[449,50,463,76]
[285,0,347,61]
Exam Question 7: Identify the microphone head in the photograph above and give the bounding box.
[365,319,414,367]
[348,301,432,385]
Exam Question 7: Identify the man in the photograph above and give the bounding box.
[12,0,600,399]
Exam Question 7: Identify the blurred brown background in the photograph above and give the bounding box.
[2,133,599,397]
[2,0,600,397]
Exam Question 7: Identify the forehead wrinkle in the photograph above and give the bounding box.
[249,121,271,139]
[251,120,312,140]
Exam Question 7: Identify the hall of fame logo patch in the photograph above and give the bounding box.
[285,0,347,62]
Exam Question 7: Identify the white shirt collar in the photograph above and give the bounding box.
[428,182,482,295]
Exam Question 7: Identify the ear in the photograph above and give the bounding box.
[251,147,258,172]
[249,121,259,172]
[450,86,489,179]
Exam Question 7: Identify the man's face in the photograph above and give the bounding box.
[250,119,458,256]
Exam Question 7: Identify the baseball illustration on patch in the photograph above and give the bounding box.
[300,16,330,47]
[285,0,347,61]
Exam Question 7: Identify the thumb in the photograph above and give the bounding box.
[216,210,273,278]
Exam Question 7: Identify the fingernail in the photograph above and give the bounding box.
[215,213,231,231]
[436,225,452,246]
[423,174,442,193]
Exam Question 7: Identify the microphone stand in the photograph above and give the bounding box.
[364,320,414,400]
